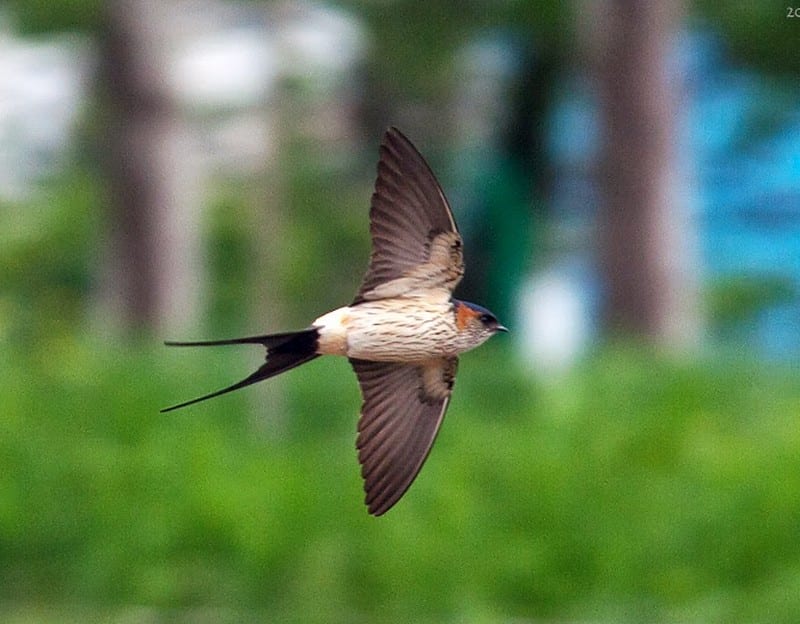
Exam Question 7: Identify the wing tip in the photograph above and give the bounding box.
[365,481,406,516]
[367,501,392,517]
[381,126,417,159]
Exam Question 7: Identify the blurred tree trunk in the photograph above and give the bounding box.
[97,0,201,336]
[587,0,699,346]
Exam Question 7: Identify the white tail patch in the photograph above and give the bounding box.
[313,306,351,355]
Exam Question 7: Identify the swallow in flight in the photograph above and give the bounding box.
[163,127,507,515]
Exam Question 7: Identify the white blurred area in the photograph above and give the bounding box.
[517,263,594,375]
[0,17,91,201]
[0,0,366,202]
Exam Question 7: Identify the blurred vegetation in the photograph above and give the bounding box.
[10,0,800,77]
[2,167,800,620]
[2,335,800,623]
[3,75,799,624]
[707,274,796,326]
[694,1,800,75]
[0,169,103,347]
[3,1,800,622]
[3,162,800,623]
[6,0,104,34]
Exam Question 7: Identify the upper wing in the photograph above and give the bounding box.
[350,357,458,516]
[353,127,464,304]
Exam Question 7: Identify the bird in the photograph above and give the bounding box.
[162,127,507,515]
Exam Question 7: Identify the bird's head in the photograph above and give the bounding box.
[454,300,508,346]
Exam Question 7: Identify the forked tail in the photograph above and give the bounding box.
[161,328,320,412]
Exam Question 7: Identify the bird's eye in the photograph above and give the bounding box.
[479,314,494,325]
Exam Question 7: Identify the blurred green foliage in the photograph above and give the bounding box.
[694,1,800,75]
[2,105,799,624]
[10,0,800,78]
[200,138,373,335]
[6,0,104,34]
[340,0,570,101]
[4,3,800,621]
[2,334,800,623]
[0,170,103,347]
[707,273,796,326]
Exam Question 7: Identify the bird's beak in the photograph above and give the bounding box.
[495,325,509,333]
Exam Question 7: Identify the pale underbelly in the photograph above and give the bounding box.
[314,301,460,362]
[346,312,457,362]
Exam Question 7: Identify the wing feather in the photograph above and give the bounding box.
[350,357,458,515]
[354,127,464,303]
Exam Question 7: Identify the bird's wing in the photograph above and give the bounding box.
[353,127,464,304]
[349,357,458,516]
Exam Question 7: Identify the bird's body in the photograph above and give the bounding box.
[163,127,506,515]
[314,297,485,362]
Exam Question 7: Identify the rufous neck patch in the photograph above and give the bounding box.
[455,301,480,331]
